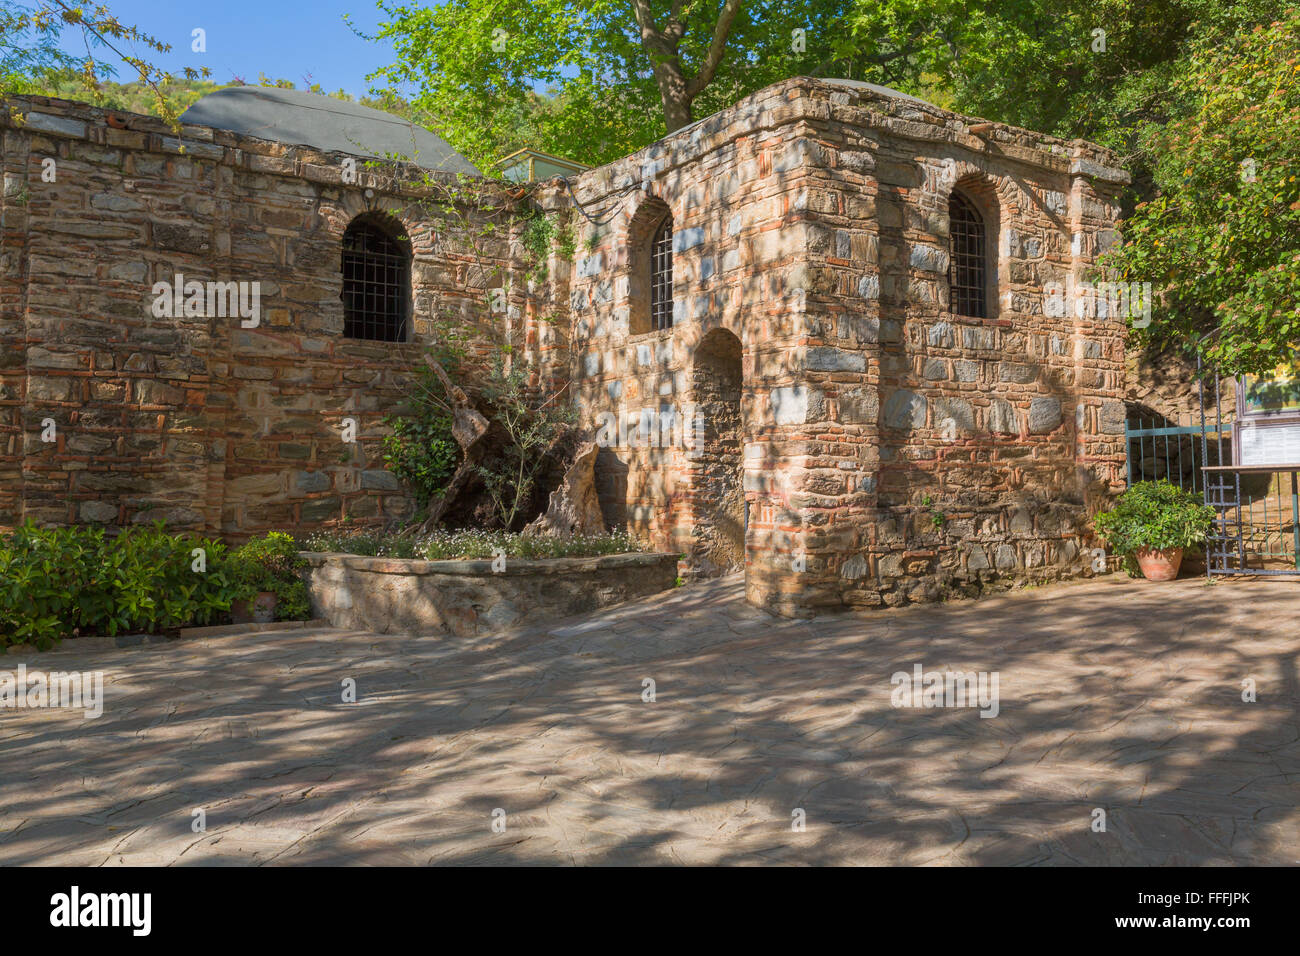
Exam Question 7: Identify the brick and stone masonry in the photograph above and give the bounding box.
[0,76,1130,617]
[542,78,1129,615]
[0,96,514,539]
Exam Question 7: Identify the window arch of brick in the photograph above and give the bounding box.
[341,214,411,342]
[628,197,674,335]
[948,190,988,319]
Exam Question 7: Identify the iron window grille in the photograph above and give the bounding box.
[948,192,987,319]
[650,216,674,331]
[342,222,410,342]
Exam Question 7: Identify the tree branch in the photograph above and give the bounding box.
[684,0,743,100]
[629,0,664,45]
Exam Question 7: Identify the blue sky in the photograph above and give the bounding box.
[62,0,404,98]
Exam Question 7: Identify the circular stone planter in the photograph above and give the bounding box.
[1135,547,1183,582]
[300,551,680,636]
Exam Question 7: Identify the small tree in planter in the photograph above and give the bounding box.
[229,532,311,623]
[1093,480,1216,581]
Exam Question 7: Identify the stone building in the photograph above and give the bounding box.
[0,76,1129,616]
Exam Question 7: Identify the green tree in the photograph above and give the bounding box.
[1099,10,1300,375]
[0,0,208,127]
[365,0,887,169]
[838,0,1295,370]
[23,74,232,117]
[842,0,1288,163]
[366,1,1287,173]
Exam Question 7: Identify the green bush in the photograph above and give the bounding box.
[1093,480,1216,563]
[380,340,463,508]
[0,522,239,649]
[228,532,311,621]
[381,407,459,507]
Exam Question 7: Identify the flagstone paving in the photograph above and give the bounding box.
[2,573,1299,865]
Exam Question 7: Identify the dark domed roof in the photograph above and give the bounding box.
[179,86,479,175]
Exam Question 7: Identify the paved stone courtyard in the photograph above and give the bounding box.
[2,574,1298,865]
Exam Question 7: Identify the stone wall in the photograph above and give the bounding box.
[538,79,841,565]
[1125,344,1231,425]
[539,77,1129,615]
[303,551,679,635]
[2,77,1129,618]
[0,95,518,539]
[782,80,1129,613]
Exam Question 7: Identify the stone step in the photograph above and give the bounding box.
[176,619,330,640]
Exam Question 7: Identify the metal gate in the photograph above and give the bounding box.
[1123,360,1300,576]
[1124,414,1224,495]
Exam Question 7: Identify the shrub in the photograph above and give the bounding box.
[104,523,240,632]
[378,331,463,509]
[228,532,311,621]
[381,405,459,507]
[1093,480,1216,566]
[0,522,239,649]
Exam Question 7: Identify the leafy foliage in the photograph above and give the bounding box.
[227,532,311,622]
[849,0,1289,160]
[919,494,946,530]
[14,73,231,117]
[366,0,872,168]
[382,402,460,508]
[369,177,574,533]
[0,0,210,128]
[397,322,576,531]
[1099,10,1300,374]
[0,522,238,649]
[363,0,1287,174]
[0,525,317,648]
[520,210,574,282]
[1093,480,1216,559]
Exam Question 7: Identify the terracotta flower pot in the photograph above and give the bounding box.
[231,591,278,624]
[1135,547,1183,581]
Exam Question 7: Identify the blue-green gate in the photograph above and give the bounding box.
[1125,413,1300,574]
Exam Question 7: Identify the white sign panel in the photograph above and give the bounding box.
[1238,420,1300,466]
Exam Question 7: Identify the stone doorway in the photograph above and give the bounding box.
[690,328,745,574]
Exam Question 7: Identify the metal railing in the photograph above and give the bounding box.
[1125,415,1227,495]
[1125,411,1300,574]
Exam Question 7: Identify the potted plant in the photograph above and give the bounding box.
[1092,480,1216,581]
[228,532,311,623]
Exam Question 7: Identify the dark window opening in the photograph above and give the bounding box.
[342,220,410,342]
[948,192,987,319]
[650,216,673,331]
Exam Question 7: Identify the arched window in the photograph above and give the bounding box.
[650,215,674,331]
[948,192,987,319]
[627,199,673,335]
[342,217,410,341]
